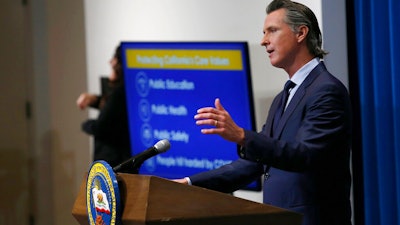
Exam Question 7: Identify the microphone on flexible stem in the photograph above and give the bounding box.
[113,139,171,174]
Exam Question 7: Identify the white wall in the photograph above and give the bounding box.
[83,0,347,203]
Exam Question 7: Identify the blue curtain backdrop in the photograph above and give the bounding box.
[351,0,400,224]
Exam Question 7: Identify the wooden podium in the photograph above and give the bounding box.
[72,173,302,225]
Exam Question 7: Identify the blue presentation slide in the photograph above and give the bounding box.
[121,41,260,190]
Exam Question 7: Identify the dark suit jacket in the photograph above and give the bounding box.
[82,84,133,169]
[190,62,352,225]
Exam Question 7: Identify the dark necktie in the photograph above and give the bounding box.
[272,80,296,134]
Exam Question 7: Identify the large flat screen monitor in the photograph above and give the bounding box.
[120,41,261,191]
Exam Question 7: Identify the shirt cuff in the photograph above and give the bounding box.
[237,145,246,159]
[184,177,192,185]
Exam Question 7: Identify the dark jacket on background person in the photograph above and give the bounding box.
[82,83,132,168]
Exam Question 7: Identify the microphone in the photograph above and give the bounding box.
[113,139,171,173]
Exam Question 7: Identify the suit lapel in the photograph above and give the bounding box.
[264,91,283,137]
[273,62,327,138]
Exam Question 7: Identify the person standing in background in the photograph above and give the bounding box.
[174,1,352,225]
[77,45,133,171]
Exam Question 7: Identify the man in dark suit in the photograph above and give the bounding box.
[174,1,352,225]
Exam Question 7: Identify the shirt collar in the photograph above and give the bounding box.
[290,58,320,87]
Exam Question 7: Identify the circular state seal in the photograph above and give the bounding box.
[86,160,121,225]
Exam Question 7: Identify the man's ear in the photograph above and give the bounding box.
[297,25,309,43]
